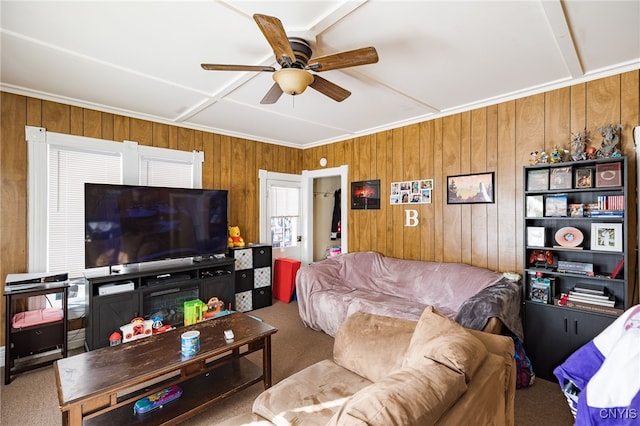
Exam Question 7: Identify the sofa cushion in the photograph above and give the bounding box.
[328,360,467,426]
[403,306,487,382]
[333,311,417,382]
[252,359,371,426]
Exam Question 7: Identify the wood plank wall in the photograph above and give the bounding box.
[1,71,638,346]
[0,93,302,345]
[303,70,639,282]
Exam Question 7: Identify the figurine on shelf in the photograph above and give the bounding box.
[596,123,624,158]
[538,151,549,163]
[549,145,567,163]
[529,151,540,166]
[570,128,590,161]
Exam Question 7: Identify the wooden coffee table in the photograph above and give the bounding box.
[54,312,277,426]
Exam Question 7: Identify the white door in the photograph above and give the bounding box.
[259,170,303,261]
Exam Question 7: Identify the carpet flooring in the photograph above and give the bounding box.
[1,301,575,425]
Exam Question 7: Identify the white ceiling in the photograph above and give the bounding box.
[2,1,639,149]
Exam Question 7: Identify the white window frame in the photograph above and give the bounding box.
[26,126,203,277]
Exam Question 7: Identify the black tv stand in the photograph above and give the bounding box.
[84,257,235,350]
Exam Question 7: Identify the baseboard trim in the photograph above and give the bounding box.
[0,328,85,367]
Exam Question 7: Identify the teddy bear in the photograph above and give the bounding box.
[228,225,245,248]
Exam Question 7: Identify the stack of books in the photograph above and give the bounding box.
[557,285,623,315]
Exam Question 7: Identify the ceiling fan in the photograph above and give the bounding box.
[201,14,379,104]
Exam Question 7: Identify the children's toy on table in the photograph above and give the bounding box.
[120,317,153,343]
[203,297,224,319]
[151,316,174,334]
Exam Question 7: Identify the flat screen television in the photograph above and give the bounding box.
[84,183,228,269]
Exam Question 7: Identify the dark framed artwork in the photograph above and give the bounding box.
[447,172,495,204]
[351,180,380,210]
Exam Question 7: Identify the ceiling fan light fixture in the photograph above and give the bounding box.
[273,68,314,95]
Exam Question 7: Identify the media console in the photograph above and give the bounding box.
[84,257,235,350]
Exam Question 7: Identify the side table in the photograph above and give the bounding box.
[4,273,69,384]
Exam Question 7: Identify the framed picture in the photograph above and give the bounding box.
[527,169,549,191]
[549,166,572,190]
[574,167,593,188]
[351,180,380,210]
[545,194,568,217]
[590,223,623,252]
[446,172,494,204]
[527,226,546,247]
[595,162,622,187]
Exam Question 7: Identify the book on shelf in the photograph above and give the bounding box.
[589,210,624,218]
[568,204,584,217]
[596,195,624,211]
[555,295,623,316]
[549,166,572,190]
[527,169,549,191]
[568,292,615,307]
[526,195,544,218]
[545,194,568,217]
[529,276,553,304]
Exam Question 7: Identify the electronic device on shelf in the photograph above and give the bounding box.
[98,281,135,295]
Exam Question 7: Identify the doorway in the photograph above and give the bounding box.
[259,165,348,266]
[301,165,349,265]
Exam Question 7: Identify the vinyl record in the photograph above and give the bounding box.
[555,227,584,247]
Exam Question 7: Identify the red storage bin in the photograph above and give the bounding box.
[273,258,301,303]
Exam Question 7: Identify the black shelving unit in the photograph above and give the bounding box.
[84,257,235,350]
[522,156,632,381]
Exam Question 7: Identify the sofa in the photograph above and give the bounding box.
[296,251,523,339]
[220,306,516,425]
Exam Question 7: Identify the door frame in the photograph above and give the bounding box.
[301,165,349,265]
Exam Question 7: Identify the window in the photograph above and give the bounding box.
[269,185,299,248]
[26,126,203,280]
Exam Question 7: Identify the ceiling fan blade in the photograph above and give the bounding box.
[201,64,275,72]
[307,47,379,72]
[260,83,284,104]
[309,75,351,102]
[253,14,296,66]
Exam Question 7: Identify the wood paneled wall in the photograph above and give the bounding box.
[1,71,638,346]
[0,93,302,345]
[303,71,639,276]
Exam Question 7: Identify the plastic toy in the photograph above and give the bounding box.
[133,385,183,414]
[120,317,153,343]
[151,316,173,334]
[184,299,207,326]
[203,297,224,319]
[228,226,245,248]
[109,332,122,346]
[528,250,554,268]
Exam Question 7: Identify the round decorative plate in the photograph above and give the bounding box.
[555,227,583,247]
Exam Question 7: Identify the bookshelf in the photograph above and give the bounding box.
[522,156,633,381]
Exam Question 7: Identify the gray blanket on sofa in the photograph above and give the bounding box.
[455,277,524,341]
